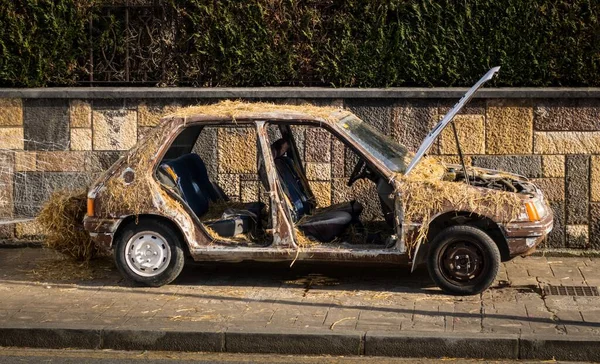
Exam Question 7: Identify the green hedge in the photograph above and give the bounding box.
[1,0,599,87]
[0,0,90,87]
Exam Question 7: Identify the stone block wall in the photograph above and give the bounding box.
[0,92,597,250]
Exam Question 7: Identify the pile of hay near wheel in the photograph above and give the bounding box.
[37,190,100,262]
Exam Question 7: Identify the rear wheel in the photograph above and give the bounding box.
[114,219,185,287]
[427,225,500,295]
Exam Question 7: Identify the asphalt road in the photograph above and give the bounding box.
[0,348,590,364]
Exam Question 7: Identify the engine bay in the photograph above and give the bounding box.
[444,166,537,195]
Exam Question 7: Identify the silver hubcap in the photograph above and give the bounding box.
[125,231,171,277]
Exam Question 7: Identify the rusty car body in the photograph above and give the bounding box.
[84,68,553,295]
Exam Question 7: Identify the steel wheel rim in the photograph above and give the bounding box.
[439,240,485,286]
[125,231,171,277]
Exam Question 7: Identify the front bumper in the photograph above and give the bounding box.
[504,210,554,257]
[83,215,123,252]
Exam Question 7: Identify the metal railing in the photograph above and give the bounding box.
[81,0,174,86]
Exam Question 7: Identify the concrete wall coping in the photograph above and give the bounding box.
[1,87,600,99]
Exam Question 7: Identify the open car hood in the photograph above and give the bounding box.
[404,67,501,175]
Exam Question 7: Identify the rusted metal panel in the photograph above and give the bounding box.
[84,216,121,252]
[188,246,410,264]
[504,211,554,238]
[255,121,295,248]
[504,211,553,256]
[89,233,113,252]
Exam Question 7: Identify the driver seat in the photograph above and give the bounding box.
[270,138,363,242]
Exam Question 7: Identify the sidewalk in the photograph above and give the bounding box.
[1,247,600,360]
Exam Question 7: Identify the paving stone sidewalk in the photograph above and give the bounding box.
[1,248,600,338]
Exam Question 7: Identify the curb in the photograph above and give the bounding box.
[1,326,599,361]
[364,331,518,359]
[520,334,600,362]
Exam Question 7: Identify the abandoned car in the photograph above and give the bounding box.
[84,67,553,295]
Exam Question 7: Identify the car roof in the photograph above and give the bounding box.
[159,101,350,125]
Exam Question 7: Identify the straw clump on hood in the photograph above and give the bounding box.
[37,190,101,262]
[395,157,523,251]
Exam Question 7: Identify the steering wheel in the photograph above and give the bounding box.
[347,159,368,187]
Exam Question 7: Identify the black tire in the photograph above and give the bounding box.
[427,225,500,295]
[114,219,185,287]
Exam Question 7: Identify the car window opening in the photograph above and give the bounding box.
[268,123,396,249]
[156,124,272,247]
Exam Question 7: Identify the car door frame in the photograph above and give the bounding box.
[149,119,296,253]
[261,118,408,254]
[161,117,408,265]
[255,120,298,248]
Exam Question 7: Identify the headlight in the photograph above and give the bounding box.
[533,199,546,218]
[522,199,546,222]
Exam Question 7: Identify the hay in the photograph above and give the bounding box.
[26,255,114,282]
[289,228,320,266]
[294,227,319,248]
[340,221,392,245]
[408,156,445,180]
[101,132,163,217]
[202,223,256,245]
[202,224,224,244]
[170,100,345,122]
[102,177,153,217]
[395,157,523,252]
[283,273,339,288]
[37,190,101,262]
[198,200,267,244]
[201,200,249,221]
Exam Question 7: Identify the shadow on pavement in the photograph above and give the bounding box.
[6,247,597,331]
[2,247,438,292]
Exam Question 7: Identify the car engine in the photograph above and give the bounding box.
[445,167,537,195]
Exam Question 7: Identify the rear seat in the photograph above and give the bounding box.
[160,153,263,238]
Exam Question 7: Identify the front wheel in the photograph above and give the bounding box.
[114,219,185,287]
[427,225,501,295]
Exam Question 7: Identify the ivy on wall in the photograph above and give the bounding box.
[0,0,599,87]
